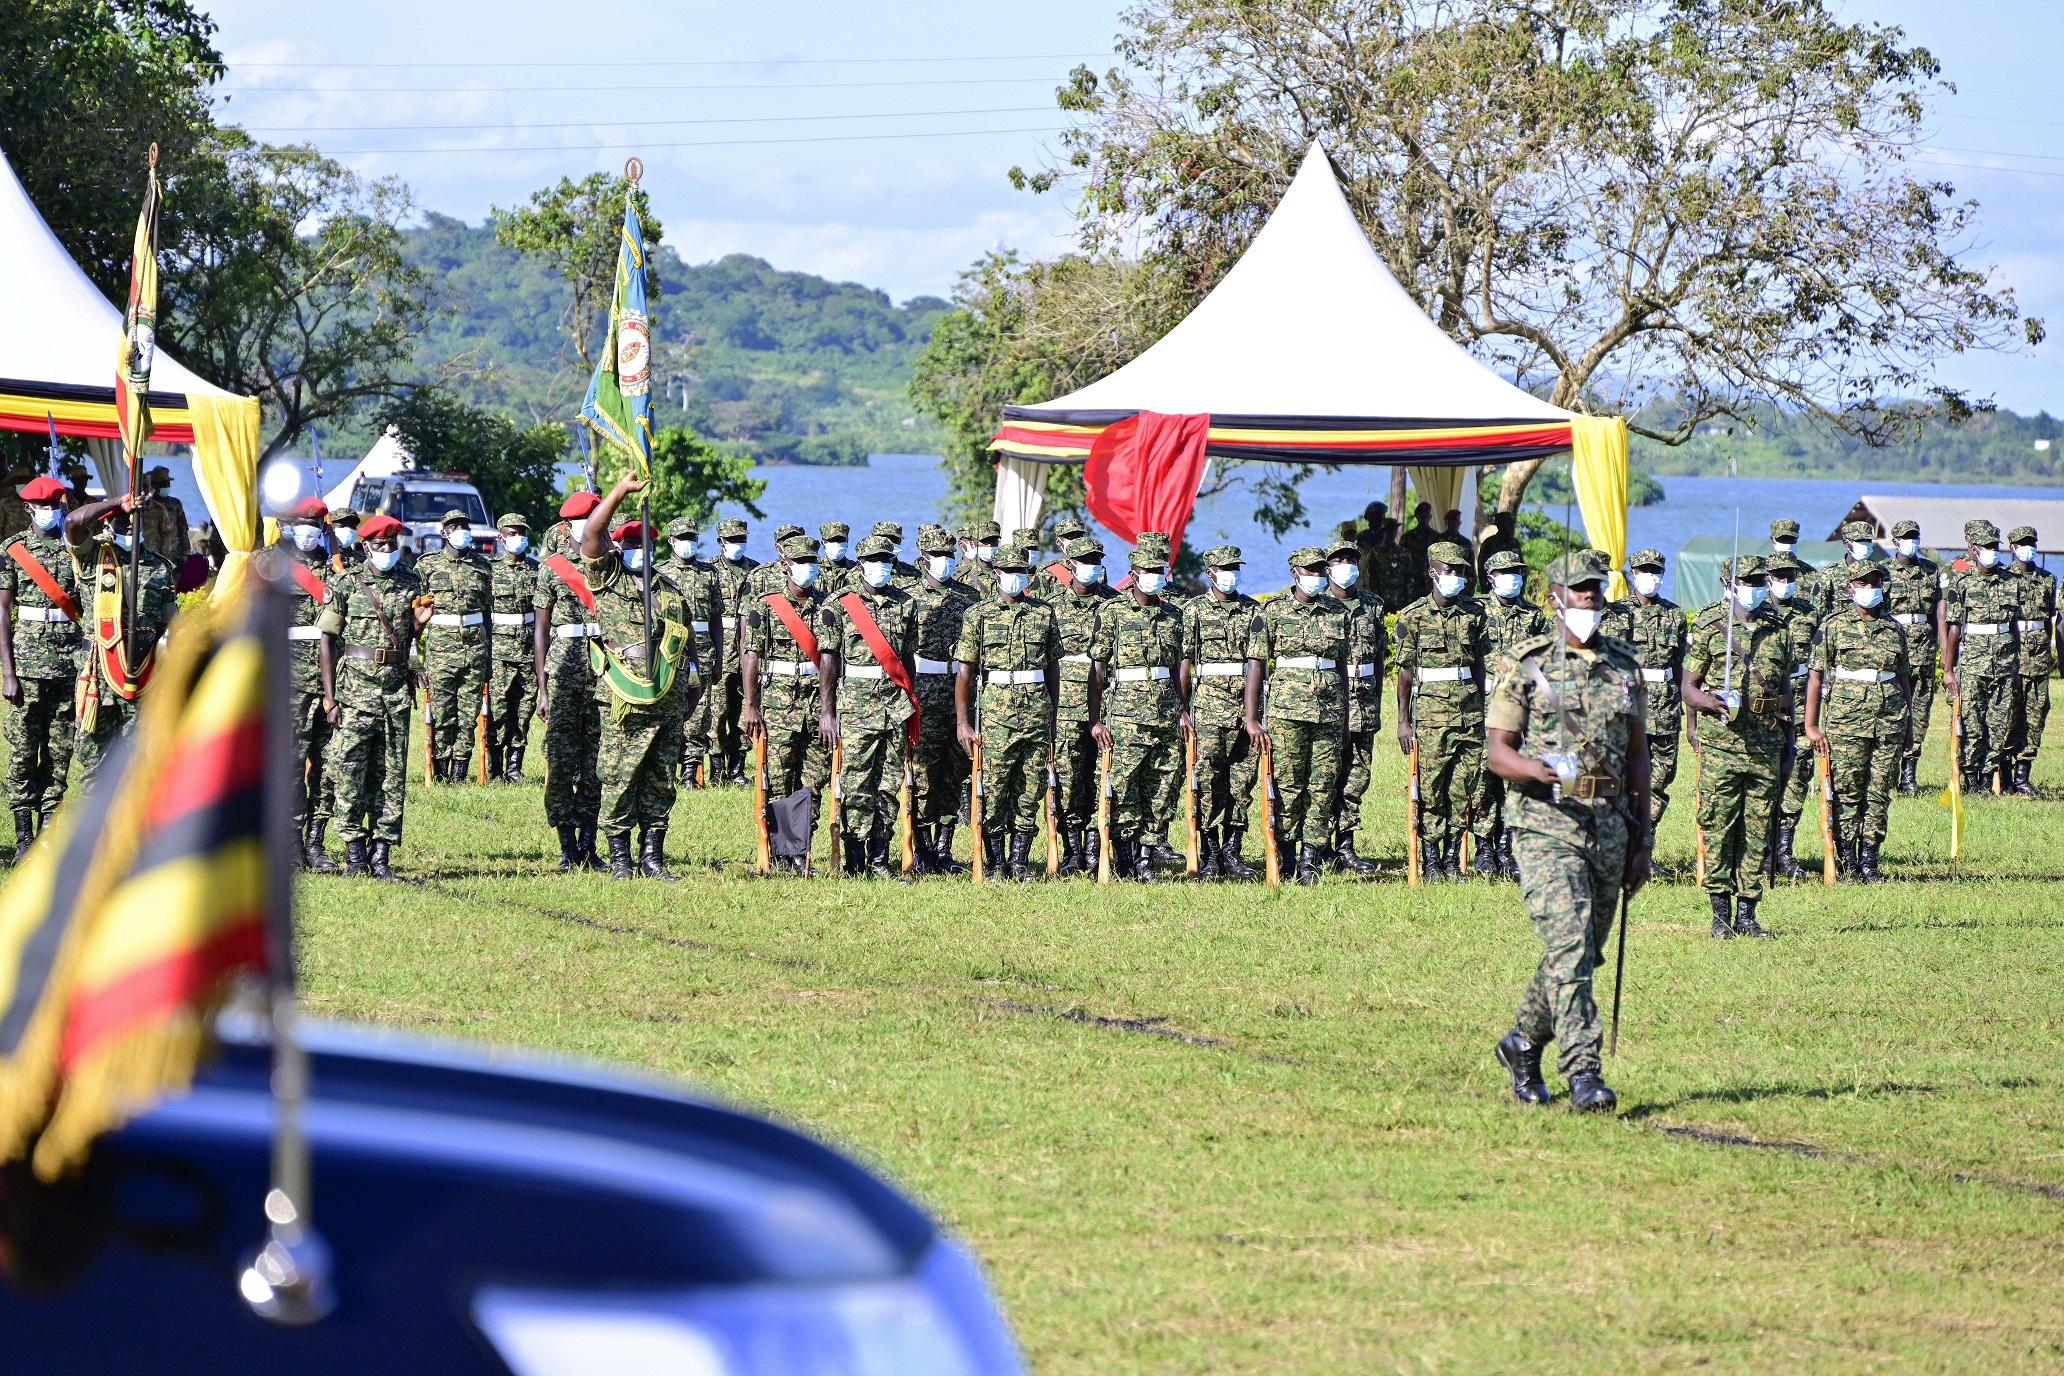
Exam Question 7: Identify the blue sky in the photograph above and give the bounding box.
[204,0,2058,412]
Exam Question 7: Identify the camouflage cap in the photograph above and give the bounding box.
[1843,559,1887,582]
[991,542,1031,571]
[778,534,820,560]
[496,511,529,530]
[819,521,850,541]
[1770,518,1801,541]
[916,523,956,554]
[1137,531,1171,555]
[441,507,470,526]
[1051,516,1088,541]
[1720,554,1767,581]
[1765,552,1804,576]
[1066,535,1106,561]
[2009,525,2038,545]
[1325,540,1359,562]
[1427,540,1471,568]
[1484,549,1528,575]
[773,523,804,542]
[1127,546,1168,571]
[1544,548,1610,587]
[717,518,749,539]
[1289,545,1327,569]
[665,515,699,539]
[1199,543,1242,567]
[1013,527,1040,548]
[973,520,1002,542]
[855,534,897,560]
[1891,519,1921,539]
[870,520,902,541]
[1840,520,1876,542]
[1627,548,1666,570]
[1965,519,1999,545]
[327,508,360,528]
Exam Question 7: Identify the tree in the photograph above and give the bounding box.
[374,388,567,531]
[643,426,766,524]
[1008,0,2041,509]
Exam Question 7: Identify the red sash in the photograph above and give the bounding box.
[286,559,329,604]
[7,543,80,624]
[837,590,921,745]
[764,593,822,669]
[543,553,597,614]
[1043,560,1076,591]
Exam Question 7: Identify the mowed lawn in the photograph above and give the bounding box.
[298,711,2064,1374]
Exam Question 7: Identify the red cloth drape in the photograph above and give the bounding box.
[1083,412,1211,557]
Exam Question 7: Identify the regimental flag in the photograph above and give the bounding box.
[0,587,269,1181]
[579,185,653,479]
[114,151,162,481]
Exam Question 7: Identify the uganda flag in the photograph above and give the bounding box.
[0,585,270,1181]
[114,147,162,477]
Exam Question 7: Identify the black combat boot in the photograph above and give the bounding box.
[935,820,968,874]
[1472,834,1500,879]
[342,838,369,877]
[303,820,338,874]
[505,744,526,784]
[1295,843,1323,887]
[1773,822,1807,880]
[1498,828,1521,881]
[906,827,937,875]
[555,824,581,872]
[581,822,607,872]
[1145,838,1184,867]
[1007,831,1035,881]
[1106,835,1130,881]
[1418,836,1443,883]
[1058,828,1086,876]
[1835,835,1859,882]
[10,809,33,863]
[484,740,504,784]
[839,832,865,877]
[980,830,1004,880]
[958,781,972,826]
[1335,830,1376,875]
[1709,891,1735,939]
[1858,842,1887,883]
[2013,761,2039,797]
[868,833,900,880]
[368,840,394,880]
[1441,833,1464,881]
[1494,1030,1553,1105]
[1218,828,1257,880]
[1567,1072,1618,1113]
[640,828,680,880]
[1898,756,1918,794]
[1130,836,1156,884]
[1733,896,1773,938]
[607,831,635,881]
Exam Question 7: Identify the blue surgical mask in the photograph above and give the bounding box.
[1433,572,1467,599]
[998,571,1029,597]
[976,544,997,565]
[927,554,956,580]
[111,532,133,552]
[446,528,473,550]
[1851,585,1885,608]
[1977,547,2002,568]
[29,506,61,532]
[370,549,401,572]
[1296,572,1327,597]
[1735,584,1767,609]
[1210,568,1239,594]
[1075,562,1104,586]
[1135,571,1167,596]
[291,524,325,551]
[789,561,819,588]
[504,534,529,555]
[2014,544,2036,564]
[862,560,893,589]
[1769,578,1795,602]
[1491,572,1526,600]
[823,541,846,562]
[621,546,646,572]
[672,538,697,561]
[1896,538,1918,558]
[1328,562,1359,590]
[721,540,746,562]
[1845,540,1872,561]
[334,528,358,548]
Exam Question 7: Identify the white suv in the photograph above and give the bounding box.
[348,473,499,555]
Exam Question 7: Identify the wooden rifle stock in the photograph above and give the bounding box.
[1815,742,1837,885]
[1183,725,1200,875]
[1045,746,1060,876]
[1692,741,1708,886]
[827,735,843,877]
[420,678,434,784]
[752,728,771,873]
[476,685,489,783]
[899,740,916,873]
[970,732,986,882]
[1947,681,1963,862]
[1096,746,1113,883]
[1405,740,1421,887]
[1259,739,1280,886]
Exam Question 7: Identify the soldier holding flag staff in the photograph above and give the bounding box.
[65,489,177,788]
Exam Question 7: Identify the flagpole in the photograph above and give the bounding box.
[623,160,656,669]
[121,145,159,694]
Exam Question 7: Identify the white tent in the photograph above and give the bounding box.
[322,425,416,512]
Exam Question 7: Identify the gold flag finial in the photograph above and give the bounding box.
[624,156,643,184]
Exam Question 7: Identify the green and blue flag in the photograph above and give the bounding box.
[580,194,653,478]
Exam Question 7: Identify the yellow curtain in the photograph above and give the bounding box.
[187,394,262,605]
[1406,466,1467,531]
[1571,415,1630,599]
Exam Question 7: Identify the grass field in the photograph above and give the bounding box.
[298,713,2064,1373]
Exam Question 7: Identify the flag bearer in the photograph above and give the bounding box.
[65,490,178,788]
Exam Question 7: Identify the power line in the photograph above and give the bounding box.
[241,105,1054,134]
[1912,157,2064,181]
[1920,144,2064,164]
[314,124,1064,155]
[222,75,1073,95]
[228,52,1108,69]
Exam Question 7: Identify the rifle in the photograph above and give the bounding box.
[1096,746,1113,883]
[1608,887,1631,1056]
[1692,742,1707,886]
[970,731,986,882]
[1947,679,1964,863]
[1183,724,1200,875]
[827,735,844,877]
[1815,742,1838,885]
[899,741,917,873]
[1259,739,1281,886]
[475,685,490,783]
[1405,739,1422,886]
[1044,748,1060,876]
[752,728,771,873]
[420,675,434,784]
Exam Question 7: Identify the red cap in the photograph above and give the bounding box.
[18,476,66,502]
[610,520,653,542]
[358,514,404,540]
[283,496,329,521]
[559,491,600,519]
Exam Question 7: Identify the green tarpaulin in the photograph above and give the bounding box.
[1672,538,1890,610]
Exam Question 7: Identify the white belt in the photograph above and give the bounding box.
[1115,666,1171,682]
[491,612,535,627]
[2018,619,2048,633]
[1278,656,1336,671]
[13,606,73,623]
[554,623,601,640]
[287,625,324,641]
[692,620,710,632]
[1416,665,1472,683]
[721,616,738,629]
[987,669,1045,686]
[1892,613,1927,625]
[1353,661,1379,678]
[766,660,820,677]
[1640,667,1669,683]
[429,612,484,628]
[915,656,954,675]
[1198,662,1245,677]
[1834,667,1896,683]
[842,664,886,680]
[1963,622,2009,634]
[1060,652,1093,664]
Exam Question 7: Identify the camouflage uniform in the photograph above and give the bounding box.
[1324,541,1388,870]
[1393,541,1490,876]
[2008,527,2055,786]
[1685,557,1793,907]
[534,544,603,837]
[486,517,540,782]
[271,539,334,853]
[955,520,1002,601]
[1764,551,1822,876]
[1944,520,2024,788]
[319,555,420,847]
[954,546,1060,871]
[746,525,807,603]
[137,467,191,570]
[907,526,976,866]
[820,535,919,870]
[867,521,923,592]
[816,521,856,598]
[1034,518,1090,601]
[1247,550,1351,880]
[584,535,693,869]
[711,518,759,782]
[1487,549,1644,1101]
[748,537,831,858]
[1884,520,1942,788]
[1812,600,1911,868]
[1473,549,1550,874]
[0,517,82,838]
[1367,533,1419,619]
[1092,549,1188,877]
[1050,535,1114,872]
[415,516,493,781]
[1768,519,1819,619]
[661,517,726,784]
[67,529,177,788]
[1599,549,1684,832]
[1183,546,1260,874]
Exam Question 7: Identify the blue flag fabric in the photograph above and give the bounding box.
[579,197,653,478]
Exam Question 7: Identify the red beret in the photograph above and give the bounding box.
[559,491,600,519]
[610,520,653,542]
[283,496,328,520]
[18,476,66,502]
[358,514,403,540]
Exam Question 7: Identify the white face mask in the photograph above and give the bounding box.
[862,560,893,589]
[1210,568,1240,594]
[568,519,587,544]
[1769,578,1795,602]
[671,538,697,561]
[1558,606,1601,643]
[1845,540,1871,561]
[446,528,472,550]
[976,544,997,565]
[998,571,1029,597]
[334,527,358,548]
[1073,561,1104,586]
[2014,544,2035,563]
[721,540,746,562]
[1296,572,1327,597]
[823,541,846,562]
[1135,571,1167,596]
[926,554,956,580]
[1491,572,1526,600]
[504,534,529,556]
[1896,538,1918,558]
[1433,572,1467,599]
[1851,585,1884,608]
[291,524,325,551]
[1328,562,1358,590]
[620,546,646,572]
[1772,539,1796,554]
[1734,584,1767,610]
[1632,571,1663,598]
[1977,547,2001,568]
[789,561,818,588]
[29,506,61,532]
[370,548,401,572]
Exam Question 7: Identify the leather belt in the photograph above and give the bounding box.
[13,605,73,623]
[765,659,819,676]
[1523,773,1622,801]
[287,626,324,641]
[987,669,1045,686]
[1963,622,2009,634]
[842,664,886,680]
[342,644,404,665]
[1197,662,1245,677]
[1833,667,1896,683]
[429,612,484,628]
[1416,665,1472,683]
[1892,613,1927,625]
[1115,666,1171,682]
[915,656,954,675]
[1278,656,1336,671]
[554,623,601,639]
[1640,667,1669,683]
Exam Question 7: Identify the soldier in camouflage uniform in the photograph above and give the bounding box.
[870,521,923,592]
[580,477,699,880]
[1767,518,1816,611]
[742,533,832,874]
[1684,555,1791,938]
[534,493,605,871]
[1473,547,1551,877]
[1050,534,1114,875]
[1804,561,1912,881]
[1034,517,1090,601]
[416,509,493,782]
[2007,526,2055,794]
[1885,519,1942,792]
[817,533,919,876]
[662,516,725,786]
[65,493,178,789]
[1943,519,2024,793]
[1393,540,1490,881]
[1485,548,1652,1114]
[318,514,430,878]
[954,544,1060,880]
[0,466,32,557]
[0,475,80,858]
[1763,549,1820,880]
[956,520,1002,601]
[485,513,540,782]
[1089,546,1189,883]
[748,525,807,602]
[907,525,976,872]
[1245,546,1351,885]
[1184,545,1260,880]
[272,499,339,870]
[1326,539,1387,874]
[136,465,191,572]
[711,516,759,784]
[1600,549,1685,846]
[814,522,854,597]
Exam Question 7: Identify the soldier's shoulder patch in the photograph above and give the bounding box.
[1248,614,1265,635]
[748,610,763,630]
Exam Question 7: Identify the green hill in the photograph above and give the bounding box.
[402,214,949,465]
[1628,402,2064,484]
